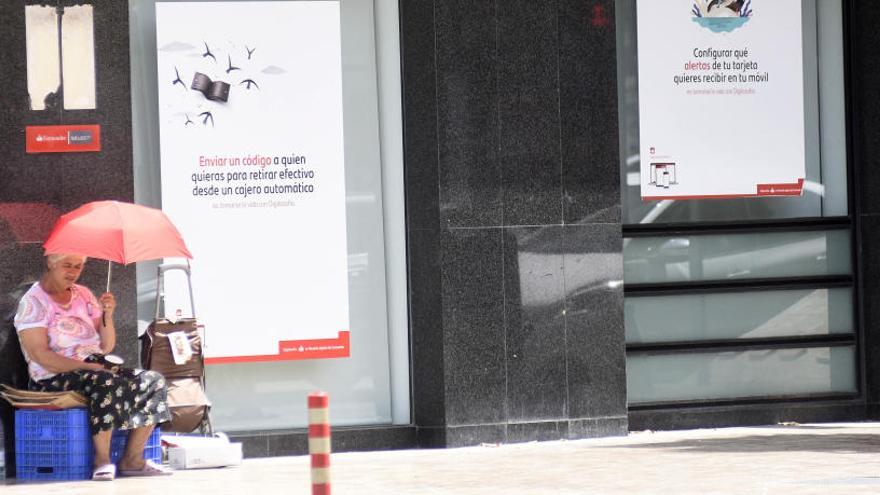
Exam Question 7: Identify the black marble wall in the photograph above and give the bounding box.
[402,0,627,447]
[852,1,880,419]
[0,0,135,472]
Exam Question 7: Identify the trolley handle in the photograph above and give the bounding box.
[154,260,197,321]
[158,263,191,276]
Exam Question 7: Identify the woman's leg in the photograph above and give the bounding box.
[114,369,171,430]
[113,369,172,476]
[110,369,171,472]
[92,429,113,468]
[117,425,154,471]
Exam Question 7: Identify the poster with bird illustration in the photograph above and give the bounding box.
[637,0,806,200]
[155,1,351,363]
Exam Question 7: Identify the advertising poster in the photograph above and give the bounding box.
[637,0,806,200]
[155,2,350,363]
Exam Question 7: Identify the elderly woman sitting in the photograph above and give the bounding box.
[13,253,172,481]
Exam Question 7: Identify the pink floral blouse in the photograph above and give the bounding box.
[14,282,103,381]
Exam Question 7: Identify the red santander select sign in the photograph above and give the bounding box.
[26,125,101,153]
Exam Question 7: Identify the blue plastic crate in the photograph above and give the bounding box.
[15,409,164,481]
[15,408,92,481]
[110,427,162,464]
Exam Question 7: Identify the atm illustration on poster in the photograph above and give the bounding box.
[649,163,678,189]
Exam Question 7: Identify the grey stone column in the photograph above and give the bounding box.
[401,0,627,447]
[852,1,880,419]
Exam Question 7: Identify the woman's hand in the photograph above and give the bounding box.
[99,292,116,317]
[96,292,117,354]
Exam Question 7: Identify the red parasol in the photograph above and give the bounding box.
[43,200,192,291]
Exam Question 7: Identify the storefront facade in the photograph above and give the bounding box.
[2,0,880,460]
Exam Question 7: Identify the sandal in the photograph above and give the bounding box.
[92,463,116,481]
[119,459,173,477]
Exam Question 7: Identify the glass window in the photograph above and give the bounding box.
[617,0,847,225]
[624,230,851,284]
[626,288,853,344]
[618,0,855,409]
[627,346,856,404]
[129,0,408,431]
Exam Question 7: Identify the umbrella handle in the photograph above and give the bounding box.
[106,260,112,293]
[103,261,112,326]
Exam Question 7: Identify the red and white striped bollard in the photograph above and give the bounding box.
[308,392,331,495]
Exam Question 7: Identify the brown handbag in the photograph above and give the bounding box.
[140,318,203,379]
[163,378,210,433]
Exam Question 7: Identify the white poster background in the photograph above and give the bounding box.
[637,0,805,199]
[155,2,349,360]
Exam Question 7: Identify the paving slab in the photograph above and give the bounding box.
[3,422,880,494]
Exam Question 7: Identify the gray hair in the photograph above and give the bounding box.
[46,253,87,268]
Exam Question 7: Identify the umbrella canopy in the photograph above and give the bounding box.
[43,200,192,264]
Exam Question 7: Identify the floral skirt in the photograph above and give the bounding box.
[31,368,171,435]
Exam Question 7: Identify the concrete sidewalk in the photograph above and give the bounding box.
[3,422,880,494]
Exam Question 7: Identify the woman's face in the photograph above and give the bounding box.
[48,255,86,289]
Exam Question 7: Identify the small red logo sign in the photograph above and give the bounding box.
[26,125,102,153]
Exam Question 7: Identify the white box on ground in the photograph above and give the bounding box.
[163,434,243,469]
[168,443,242,469]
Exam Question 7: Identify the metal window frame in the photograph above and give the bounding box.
[631,393,860,412]
[621,0,861,414]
